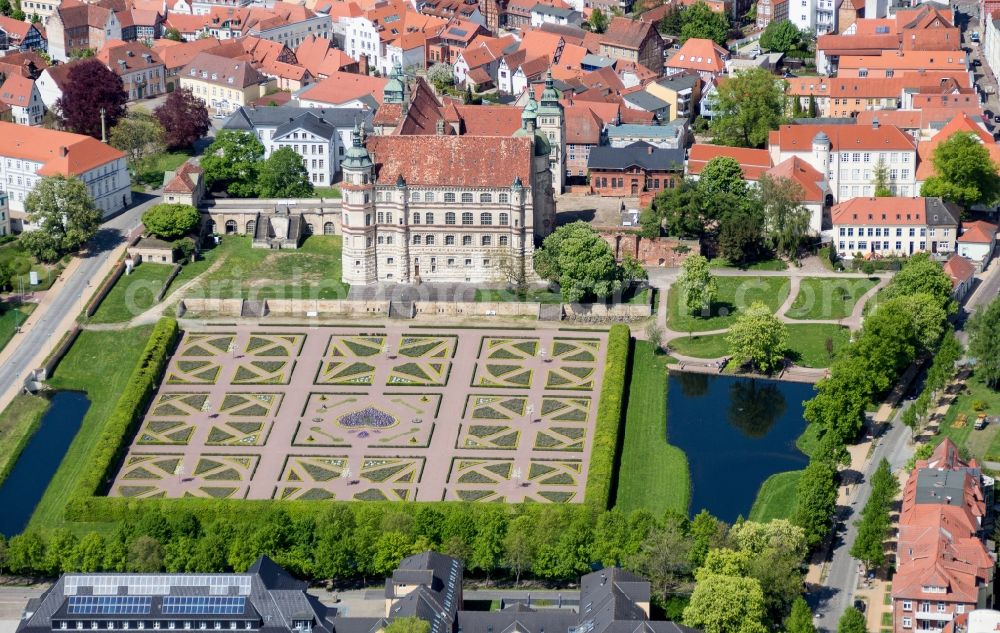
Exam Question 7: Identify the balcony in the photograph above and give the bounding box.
[915,612,954,623]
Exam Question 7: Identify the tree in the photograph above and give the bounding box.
[678,254,717,315]
[142,203,200,239]
[7,531,46,574]
[75,533,106,572]
[154,87,211,150]
[726,301,787,373]
[649,180,708,237]
[503,515,537,584]
[20,176,102,262]
[384,618,430,633]
[698,156,748,199]
[258,147,314,198]
[680,2,730,44]
[164,27,183,41]
[110,110,165,169]
[629,520,693,602]
[645,322,664,350]
[589,7,609,32]
[791,95,803,117]
[792,457,838,547]
[921,132,1000,208]
[872,160,892,197]
[534,221,629,302]
[806,95,817,118]
[759,20,801,52]
[0,535,7,576]
[427,63,454,91]
[372,531,414,576]
[55,59,127,139]
[682,574,769,633]
[969,296,1000,388]
[882,253,955,313]
[127,536,163,572]
[785,598,816,633]
[710,68,786,148]
[659,4,683,34]
[200,130,265,197]
[758,174,812,259]
[837,608,868,633]
[10,0,23,20]
[0,0,10,15]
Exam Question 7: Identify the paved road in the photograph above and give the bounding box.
[0,198,155,399]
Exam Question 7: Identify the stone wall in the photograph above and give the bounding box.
[414,301,541,317]
[599,230,698,267]
[265,299,389,316]
[180,298,245,316]
[563,302,652,318]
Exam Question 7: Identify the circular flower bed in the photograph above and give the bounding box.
[338,406,397,428]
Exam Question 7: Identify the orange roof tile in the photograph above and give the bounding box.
[0,121,125,176]
[916,112,1000,180]
[688,144,771,179]
[958,220,997,243]
[367,135,533,187]
[944,254,975,286]
[295,71,388,105]
[666,37,728,73]
[765,156,825,202]
[770,122,914,152]
[0,74,36,107]
[831,197,929,225]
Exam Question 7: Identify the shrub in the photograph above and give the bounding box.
[583,324,630,511]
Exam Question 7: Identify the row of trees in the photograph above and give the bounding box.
[901,330,962,433]
[643,155,813,264]
[848,459,900,571]
[793,254,955,546]
[968,295,1000,388]
[201,131,314,198]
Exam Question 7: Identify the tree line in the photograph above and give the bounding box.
[848,458,900,572]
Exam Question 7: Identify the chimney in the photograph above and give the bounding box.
[872,117,879,129]
[60,146,68,157]
[646,145,653,154]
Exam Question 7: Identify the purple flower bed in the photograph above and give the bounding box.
[339,407,396,428]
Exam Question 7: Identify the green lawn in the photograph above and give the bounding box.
[313,186,342,199]
[0,302,36,351]
[667,323,849,368]
[785,277,878,320]
[89,263,174,324]
[748,470,802,522]
[187,235,349,300]
[0,394,49,485]
[933,371,1000,462]
[136,150,194,187]
[667,276,790,333]
[614,341,690,515]
[785,323,851,368]
[30,325,154,534]
[796,422,821,457]
[474,288,562,304]
[0,240,63,291]
[709,258,788,271]
[669,333,729,359]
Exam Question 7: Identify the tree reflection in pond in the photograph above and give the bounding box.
[727,379,787,439]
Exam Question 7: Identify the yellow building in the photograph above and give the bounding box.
[644,72,702,121]
[179,52,275,116]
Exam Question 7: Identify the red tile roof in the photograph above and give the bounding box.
[367,135,533,187]
[916,112,1000,180]
[153,37,220,70]
[765,156,825,202]
[687,144,771,180]
[564,103,604,145]
[164,160,203,193]
[0,74,36,107]
[666,37,727,73]
[769,122,915,152]
[296,71,388,105]
[958,220,997,244]
[0,121,125,176]
[943,253,975,287]
[831,197,929,225]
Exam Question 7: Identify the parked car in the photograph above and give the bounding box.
[854,600,867,613]
[985,109,994,118]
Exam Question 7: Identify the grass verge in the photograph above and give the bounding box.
[785,323,851,368]
[0,394,50,486]
[667,275,790,333]
[89,263,174,324]
[785,276,878,320]
[29,325,154,534]
[748,470,802,522]
[614,341,690,515]
[0,302,37,352]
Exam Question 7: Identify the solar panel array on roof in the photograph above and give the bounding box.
[65,576,252,596]
[449,28,467,36]
[67,597,152,616]
[161,597,247,615]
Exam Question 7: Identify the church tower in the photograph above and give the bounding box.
[340,124,378,286]
[536,71,565,195]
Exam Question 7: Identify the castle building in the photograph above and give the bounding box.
[340,97,555,285]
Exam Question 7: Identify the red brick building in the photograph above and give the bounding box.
[587,141,683,196]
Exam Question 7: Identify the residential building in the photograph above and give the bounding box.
[564,103,604,180]
[204,3,332,49]
[836,50,968,80]
[756,0,788,28]
[0,121,130,225]
[420,0,485,24]
[915,113,1000,196]
[179,52,275,115]
[293,70,386,108]
[152,37,220,90]
[0,17,45,51]
[427,19,490,67]
[837,0,861,33]
[765,156,828,234]
[223,104,372,184]
[0,51,47,81]
[582,17,664,75]
[892,439,996,633]
[789,0,837,34]
[47,0,122,61]
[944,253,975,301]
[340,111,556,284]
[621,89,669,119]
[687,144,772,181]
[530,3,582,27]
[663,37,728,80]
[831,196,961,259]
[97,40,166,100]
[785,74,971,118]
[34,60,81,109]
[295,35,360,78]
[767,122,917,201]
[453,35,511,85]
[162,160,205,206]
[342,1,447,76]
[0,74,43,125]
[645,72,700,121]
[0,191,8,236]
[587,141,683,196]
[957,220,997,270]
[607,120,687,149]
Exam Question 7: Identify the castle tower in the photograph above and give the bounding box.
[535,71,565,195]
[514,94,556,239]
[383,59,408,105]
[341,124,378,286]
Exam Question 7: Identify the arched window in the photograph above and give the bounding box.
[413,235,422,245]
[445,212,456,225]
[499,192,509,203]
[225,220,237,234]
[499,213,509,225]
[462,235,472,246]
[413,212,421,224]
[425,213,434,224]
[445,235,455,245]
[481,235,492,246]
[480,193,492,203]
[425,192,434,202]
[462,212,473,225]
[444,192,456,203]
[480,212,492,225]
[461,192,473,203]
[246,220,255,235]
[499,235,509,246]
[323,222,335,235]
[425,235,435,245]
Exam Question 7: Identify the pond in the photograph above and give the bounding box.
[0,391,89,537]
[667,372,813,523]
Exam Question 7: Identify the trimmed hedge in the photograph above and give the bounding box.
[65,317,179,520]
[583,323,630,511]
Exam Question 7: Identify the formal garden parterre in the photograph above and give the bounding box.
[108,324,610,504]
